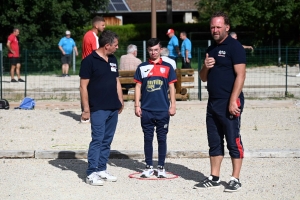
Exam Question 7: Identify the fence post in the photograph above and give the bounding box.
[285,46,288,97]
[198,48,202,101]
[73,50,76,74]
[24,49,28,97]
[278,39,281,67]
[0,48,2,99]
[143,40,146,62]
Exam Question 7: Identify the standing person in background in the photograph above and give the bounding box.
[179,31,192,69]
[160,47,176,70]
[82,16,106,59]
[7,28,25,82]
[166,29,180,62]
[134,38,177,179]
[119,44,142,71]
[196,11,246,192]
[80,30,124,186]
[230,32,253,51]
[58,30,78,77]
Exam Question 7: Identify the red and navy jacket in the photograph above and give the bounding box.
[134,58,177,111]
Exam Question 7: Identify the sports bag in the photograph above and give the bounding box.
[15,97,35,110]
[0,99,10,110]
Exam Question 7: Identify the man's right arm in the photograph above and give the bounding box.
[80,78,90,120]
[6,40,14,54]
[200,53,215,82]
[58,46,65,55]
[134,83,142,117]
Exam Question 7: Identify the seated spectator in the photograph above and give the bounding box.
[119,44,142,94]
[160,47,176,70]
[119,44,142,71]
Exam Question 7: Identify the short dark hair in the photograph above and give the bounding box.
[13,28,19,32]
[147,38,161,48]
[92,16,105,25]
[98,30,118,47]
[180,31,187,36]
[211,11,230,25]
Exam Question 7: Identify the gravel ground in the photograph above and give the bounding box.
[0,99,299,151]
[0,158,299,200]
[0,99,300,199]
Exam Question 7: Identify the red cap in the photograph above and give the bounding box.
[166,29,174,35]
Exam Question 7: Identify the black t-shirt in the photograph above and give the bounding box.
[206,36,246,99]
[79,51,122,112]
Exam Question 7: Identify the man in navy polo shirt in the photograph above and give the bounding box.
[80,30,124,186]
[134,38,177,178]
[196,11,246,192]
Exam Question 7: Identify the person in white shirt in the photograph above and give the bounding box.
[160,47,176,70]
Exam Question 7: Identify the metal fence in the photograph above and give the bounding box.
[1,43,300,101]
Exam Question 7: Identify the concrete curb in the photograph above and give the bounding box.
[1,149,300,159]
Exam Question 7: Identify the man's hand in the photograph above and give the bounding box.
[204,53,215,69]
[81,111,90,121]
[169,106,176,116]
[135,106,142,117]
[229,98,241,116]
[118,104,124,114]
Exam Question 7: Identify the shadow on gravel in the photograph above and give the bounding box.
[48,152,87,182]
[108,151,206,182]
[60,111,81,122]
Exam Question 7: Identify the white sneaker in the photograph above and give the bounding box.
[296,73,300,77]
[86,172,104,186]
[157,165,167,178]
[97,170,117,182]
[140,165,154,178]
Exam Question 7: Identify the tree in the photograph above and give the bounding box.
[195,0,300,45]
[0,0,109,49]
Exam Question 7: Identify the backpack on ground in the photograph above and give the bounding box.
[16,97,35,110]
[0,99,10,110]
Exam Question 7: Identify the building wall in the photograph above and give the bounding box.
[126,0,198,12]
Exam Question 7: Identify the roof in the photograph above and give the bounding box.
[106,0,198,13]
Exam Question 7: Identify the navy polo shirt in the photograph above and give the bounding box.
[79,51,122,112]
[206,36,246,99]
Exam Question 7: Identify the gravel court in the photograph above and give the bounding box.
[0,158,299,200]
[0,100,299,151]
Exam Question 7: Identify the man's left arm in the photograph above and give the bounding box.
[229,63,246,115]
[169,83,176,116]
[116,77,124,114]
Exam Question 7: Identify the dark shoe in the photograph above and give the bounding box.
[193,176,221,189]
[18,78,25,82]
[11,79,18,82]
[65,74,70,77]
[224,177,242,192]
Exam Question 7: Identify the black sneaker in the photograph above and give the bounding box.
[193,176,221,189]
[224,177,242,192]
[65,74,70,77]
[18,78,25,82]
[11,79,18,82]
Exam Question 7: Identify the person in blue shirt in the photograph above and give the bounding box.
[166,29,180,62]
[179,31,192,69]
[196,11,246,192]
[58,30,78,77]
[134,38,177,179]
